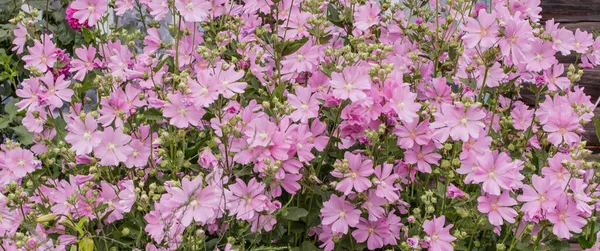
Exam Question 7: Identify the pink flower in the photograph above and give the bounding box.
[2,147,39,179]
[148,0,169,20]
[114,0,134,16]
[70,45,97,81]
[517,175,562,217]
[472,151,517,195]
[404,144,441,174]
[190,71,219,108]
[168,176,218,226]
[354,2,380,31]
[22,35,57,73]
[387,84,421,123]
[462,9,499,49]
[526,40,557,72]
[544,64,571,92]
[362,190,386,221]
[394,119,430,149]
[70,0,108,26]
[124,139,151,168]
[65,113,102,155]
[66,5,90,30]
[330,66,371,102]
[373,163,400,202]
[510,102,534,130]
[0,194,20,237]
[175,0,211,22]
[287,86,319,123]
[542,153,571,187]
[227,178,267,220]
[93,127,133,166]
[499,18,533,65]
[39,72,73,108]
[547,195,587,239]
[281,42,319,73]
[445,184,466,199]
[320,195,361,234]
[543,110,581,146]
[163,93,205,128]
[423,215,456,251]
[331,152,374,195]
[569,179,593,215]
[431,103,486,142]
[216,66,247,98]
[352,218,388,250]
[198,148,218,169]
[477,191,517,226]
[12,23,27,54]
[573,29,594,54]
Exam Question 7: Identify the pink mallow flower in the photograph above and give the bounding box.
[446,183,466,199]
[70,0,107,26]
[543,110,581,146]
[431,103,486,142]
[423,215,456,251]
[462,9,499,49]
[547,195,587,239]
[320,195,361,234]
[330,66,371,102]
[287,86,319,123]
[93,127,133,166]
[404,144,441,174]
[66,5,90,30]
[477,191,518,226]
[353,2,380,31]
[167,176,218,226]
[517,175,563,218]
[70,45,97,81]
[163,93,205,128]
[1,147,39,179]
[227,178,267,221]
[175,0,210,22]
[373,163,400,202]
[331,152,374,195]
[472,151,518,196]
[352,218,388,250]
[39,72,73,109]
[22,35,57,73]
[387,84,421,123]
[65,113,101,155]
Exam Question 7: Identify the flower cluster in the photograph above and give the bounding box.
[4,0,600,250]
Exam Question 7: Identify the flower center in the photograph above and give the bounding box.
[338,210,346,219]
[178,107,188,116]
[345,82,354,91]
[83,131,92,141]
[107,143,116,151]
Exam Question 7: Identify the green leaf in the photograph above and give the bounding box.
[13,126,33,145]
[594,117,600,142]
[143,108,163,122]
[272,81,286,99]
[81,27,94,43]
[281,37,309,57]
[4,98,18,118]
[326,4,343,27]
[0,117,10,129]
[94,203,109,213]
[282,207,308,221]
